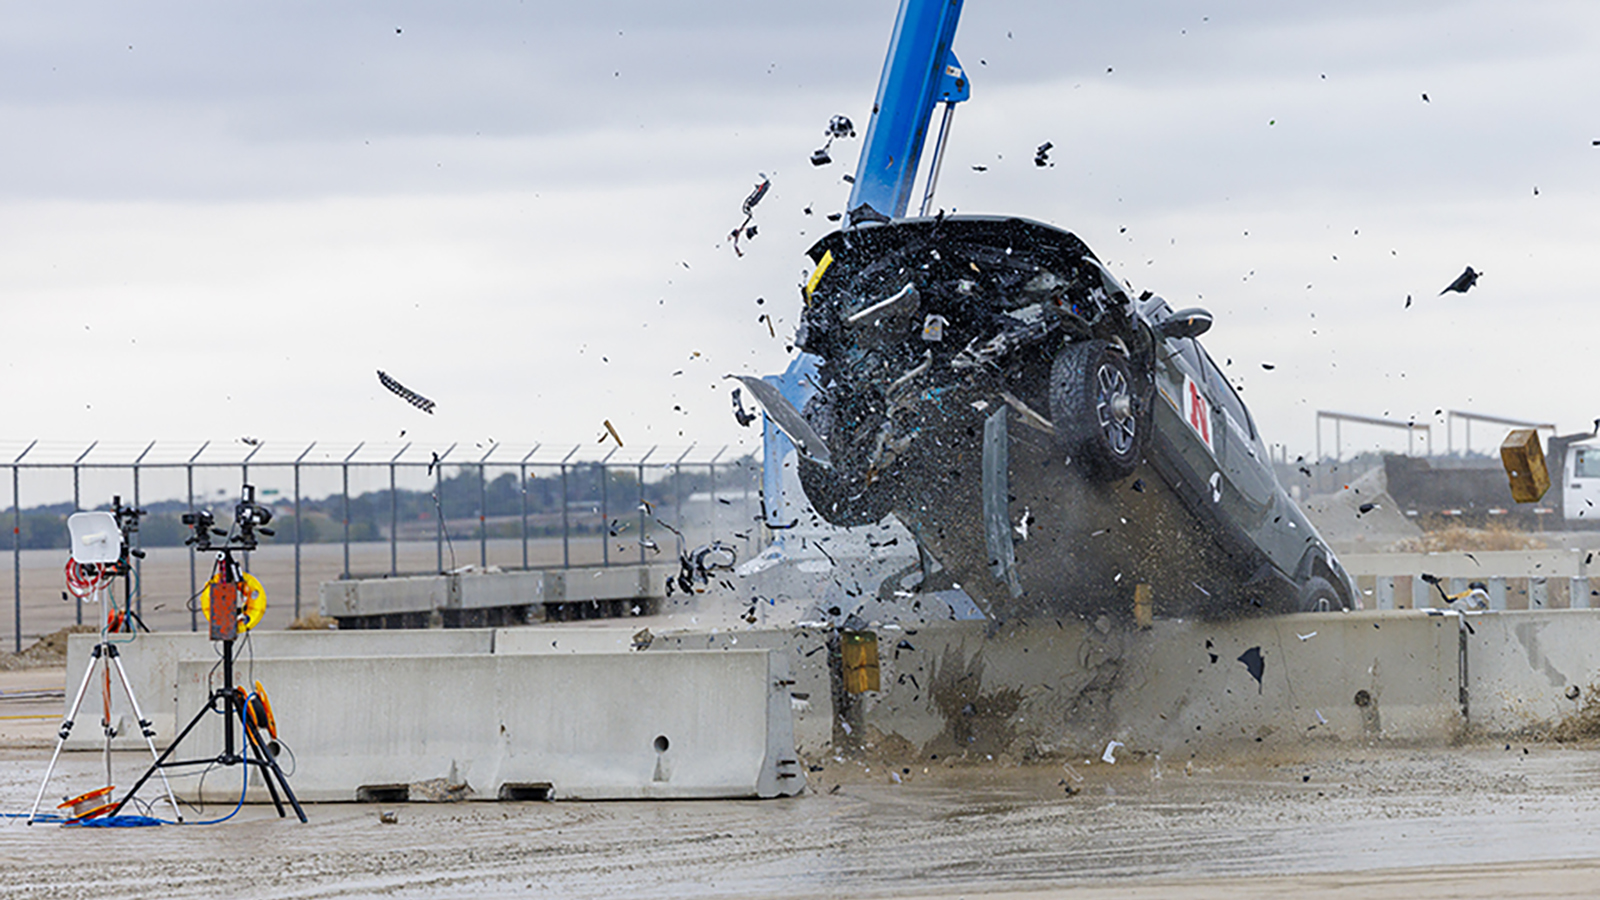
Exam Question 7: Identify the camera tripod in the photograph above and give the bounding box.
[111,542,306,822]
[29,533,180,824]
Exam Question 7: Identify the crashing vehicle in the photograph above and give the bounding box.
[791,214,1357,621]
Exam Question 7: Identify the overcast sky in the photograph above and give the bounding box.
[2,0,1598,471]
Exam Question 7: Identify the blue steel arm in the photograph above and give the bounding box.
[847,0,967,222]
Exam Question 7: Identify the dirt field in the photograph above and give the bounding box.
[4,703,1600,900]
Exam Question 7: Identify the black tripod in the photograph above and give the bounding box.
[111,489,305,822]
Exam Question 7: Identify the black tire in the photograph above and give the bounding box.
[1049,339,1145,480]
[798,456,891,527]
[1297,575,1346,612]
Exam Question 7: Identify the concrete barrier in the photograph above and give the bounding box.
[63,630,495,750]
[854,611,1463,758]
[647,626,836,757]
[1464,609,1600,735]
[319,565,671,625]
[168,650,803,803]
[664,612,1465,760]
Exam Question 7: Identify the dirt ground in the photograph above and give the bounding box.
[3,695,1600,900]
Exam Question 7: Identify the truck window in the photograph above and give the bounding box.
[1575,447,1600,478]
[1198,347,1255,440]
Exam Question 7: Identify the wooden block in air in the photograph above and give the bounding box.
[1500,428,1550,503]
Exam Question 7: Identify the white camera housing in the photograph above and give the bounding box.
[68,512,122,564]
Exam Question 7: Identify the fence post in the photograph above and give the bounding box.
[342,462,351,578]
[478,444,496,570]
[340,443,364,579]
[132,441,154,619]
[637,447,656,565]
[239,441,261,574]
[599,447,618,567]
[12,440,37,652]
[672,444,693,548]
[708,447,726,540]
[389,443,408,578]
[73,440,96,628]
[293,442,315,618]
[519,444,540,571]
[560,445,577,569]
[186,442,209,632]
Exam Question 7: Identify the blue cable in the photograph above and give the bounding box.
[165,703,252,825]
[15,695,262,828]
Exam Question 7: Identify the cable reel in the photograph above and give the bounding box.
[200,572,267,633]
[247,680,278,741]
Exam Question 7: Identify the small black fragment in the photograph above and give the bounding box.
[1238,646,1265,691]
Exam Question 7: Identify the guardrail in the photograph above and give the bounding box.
[1340,550,1595,611]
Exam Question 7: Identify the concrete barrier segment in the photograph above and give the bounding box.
[168,649,803,803]
[63,630,495,750]
[1463,609,1600,736]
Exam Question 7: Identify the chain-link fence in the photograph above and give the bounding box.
[1,440,763,650]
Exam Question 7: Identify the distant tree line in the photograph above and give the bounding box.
[4,460,756,550]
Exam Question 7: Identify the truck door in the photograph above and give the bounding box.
[1199,348,1274,526]
[1152,334,1218,510]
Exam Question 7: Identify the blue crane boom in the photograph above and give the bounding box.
[758,0,971,530]
[848,0,970,222]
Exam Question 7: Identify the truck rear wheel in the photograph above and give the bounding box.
[1297,575,1346,612]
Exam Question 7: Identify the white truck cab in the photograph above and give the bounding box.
[1564,436,1600,523]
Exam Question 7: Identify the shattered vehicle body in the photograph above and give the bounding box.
[792,215,1357,621]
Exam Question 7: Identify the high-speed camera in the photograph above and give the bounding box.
[183,484,275,551]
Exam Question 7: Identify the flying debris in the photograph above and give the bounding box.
[600,419,624,447]
[729,174,771,257]
[1033,141,1053,167]
[731,387,759,427]
[377,370,436,414]
[810,114,856,166]
[1439,267,1480,295]
[725,374,832,466]
[1237,646,1266,691]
